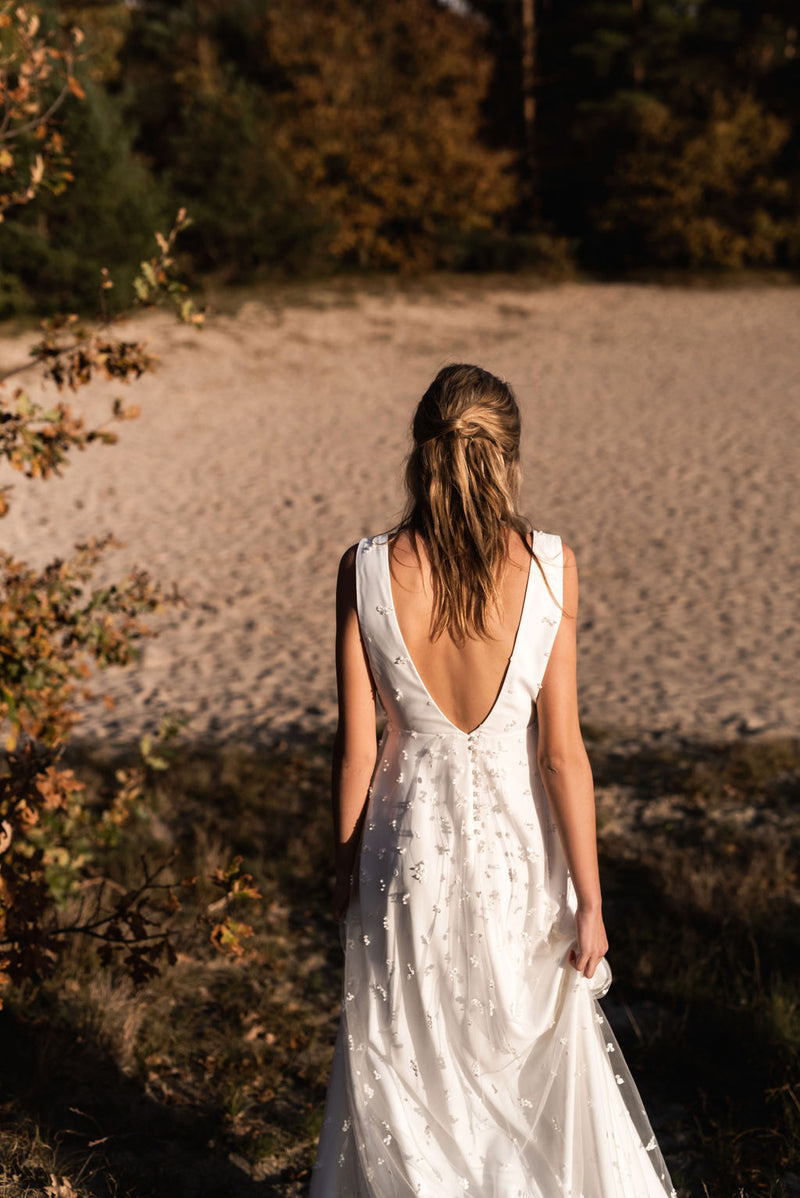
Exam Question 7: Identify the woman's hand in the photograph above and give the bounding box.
[569,905,609,980]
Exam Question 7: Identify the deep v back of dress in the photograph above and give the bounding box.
[387,530,535,736]
[310,529,675,1198]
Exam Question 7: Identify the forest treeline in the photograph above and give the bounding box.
[2,0,800,315]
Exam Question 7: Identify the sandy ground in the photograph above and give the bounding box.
[1,279,798,747]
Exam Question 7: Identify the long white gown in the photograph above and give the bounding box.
[311,531,675,1198]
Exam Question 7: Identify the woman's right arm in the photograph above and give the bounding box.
[536,544,608,979]
[331,545,378,921]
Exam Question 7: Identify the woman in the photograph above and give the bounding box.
[311,365,674,1198]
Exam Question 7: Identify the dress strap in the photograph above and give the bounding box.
[527,530,564,698]
[355,534,396,696]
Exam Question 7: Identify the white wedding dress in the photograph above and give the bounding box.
[311,531,674,1198]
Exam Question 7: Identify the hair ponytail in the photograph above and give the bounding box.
[398,364,534,642]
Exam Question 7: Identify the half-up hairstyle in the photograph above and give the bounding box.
[398,363,535,643]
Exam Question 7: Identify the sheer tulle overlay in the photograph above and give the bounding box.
[311,533,674,1198]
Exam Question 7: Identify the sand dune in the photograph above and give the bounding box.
[2,279,798,746]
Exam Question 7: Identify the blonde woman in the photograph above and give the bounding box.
[311,365,674,1197]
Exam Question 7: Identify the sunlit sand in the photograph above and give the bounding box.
[2,279,797,746]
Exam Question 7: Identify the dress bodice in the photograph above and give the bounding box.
[355,530,564,740]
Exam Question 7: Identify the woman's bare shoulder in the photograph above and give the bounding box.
[338,543,360,573]
[389,529,428,584]
[390,527,420,557]
[336,545,361,606]
[508,526,533,562]
[559,542,579,617]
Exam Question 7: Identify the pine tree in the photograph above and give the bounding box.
[533,0,800,267]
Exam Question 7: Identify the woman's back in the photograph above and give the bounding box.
[388,528,533,735]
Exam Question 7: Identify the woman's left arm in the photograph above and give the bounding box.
[331,545,378,920]
[536,544,608,979]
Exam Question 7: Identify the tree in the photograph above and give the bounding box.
[1,77,169,316]
[470,0,537,205]
[532,0,800,267]
[117,0,516,273]
[115,0,314,279]
[266,0,516,269]
[596,90,794,268]
[0,1,169,316]
[0,3,257,1002]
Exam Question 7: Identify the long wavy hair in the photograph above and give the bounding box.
[396,363,536,643]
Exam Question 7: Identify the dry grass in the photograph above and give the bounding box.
[590,734,800,1196]
[0,731,798,1198]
